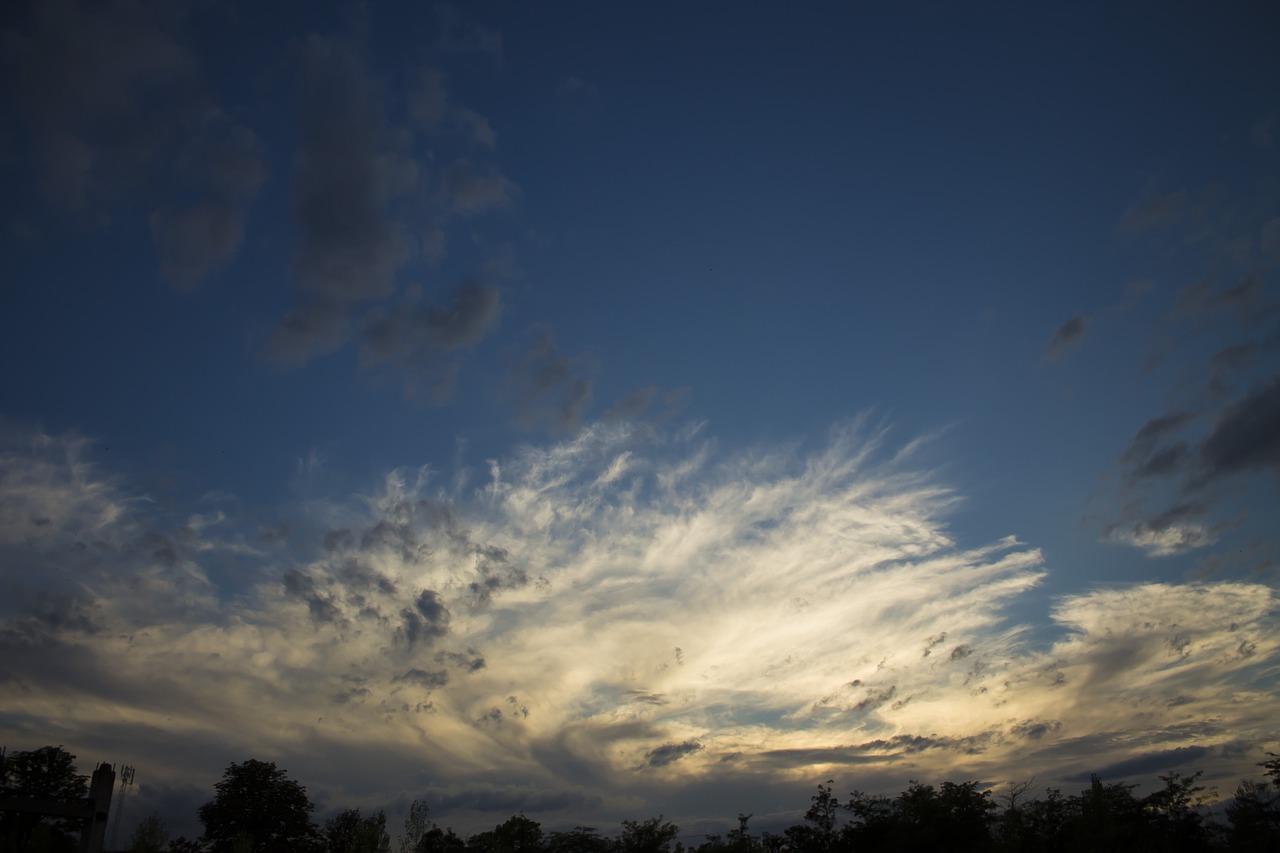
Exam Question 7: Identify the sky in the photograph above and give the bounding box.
[2,0,1279,841]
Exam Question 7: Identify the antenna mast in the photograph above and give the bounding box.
[108,765,136,850]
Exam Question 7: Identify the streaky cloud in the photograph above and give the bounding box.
[1,418,1276,829]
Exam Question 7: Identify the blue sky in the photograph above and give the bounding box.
[2,0,1279,840]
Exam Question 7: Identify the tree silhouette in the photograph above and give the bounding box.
[617,816,679,853]
[324,808,391,853]
[785,782,842,853]
[128,812,170,853]
[198,759,318,853]
[468,814,543,853]
[545,826,609,853]
[0,744,88,851]
[399,800,432,853]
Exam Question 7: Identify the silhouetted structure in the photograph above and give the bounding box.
[0,759,115,852]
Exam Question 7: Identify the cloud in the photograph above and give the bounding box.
[1043,314,1091,361]
[443,161,519,216]
[433,3,503,66]
[1108,376,1280,558]
[395,669,449,689]
[506,327,595,434]
[359,281,503,401]
[641,741,703,769]
[266,35,417,363]
[1194,374,1280,483]
[1120,191,1190,234]
[603,387,691,428]
[262,37,514,393]
[1104,520,1218,558]
[407,68,496,147]
[1062,746,1211,783]
[1,0,265,285]
[1,0,197,210]
[150,120,267,288]
[2,419,1277,832]
[1172,276,1264,320]
[0,420,134,548]
[1099,231,1280,560]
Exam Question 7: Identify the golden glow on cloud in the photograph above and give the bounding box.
[0,419,1276,826]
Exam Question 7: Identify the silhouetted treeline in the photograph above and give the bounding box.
[4,746,1280,853]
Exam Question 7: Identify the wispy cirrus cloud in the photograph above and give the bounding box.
[1,418,1276,834]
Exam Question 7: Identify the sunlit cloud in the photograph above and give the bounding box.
[1,418,1277,832]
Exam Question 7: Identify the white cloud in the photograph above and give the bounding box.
[1106,522,1219,557]
[1,419,1276,833]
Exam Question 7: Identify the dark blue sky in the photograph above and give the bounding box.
[2,0,1278,839]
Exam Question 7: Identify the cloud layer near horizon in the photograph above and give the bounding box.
[1,418,1277,831]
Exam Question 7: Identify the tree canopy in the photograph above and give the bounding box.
[197,759,318,853]
[7,744,1280,852]
[0,745,88,852]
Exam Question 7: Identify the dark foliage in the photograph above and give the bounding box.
[8,745,1280,853]
[323,807,390,853]
[0,745,88,852]
[197,759,318,853]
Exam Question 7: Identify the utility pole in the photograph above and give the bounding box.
[108,765,135,851]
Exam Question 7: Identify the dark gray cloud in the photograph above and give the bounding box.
[435,648,486,672]
[360,517,426,564]
[641,740,703,769]
[1010,719,1061,741]
[324,529,355,551]
[264,298,350,366]
[752,732,996,770]
[1126,411,1199,456]
[1109,345,1269,549]
[265,34,417,364]
[150,121,267,288]
[393,668,449,689]
[282,568,360,626]
[262,36,513,393]
[1,0,266,286]
[1130,443,1191,479]
[602,386,691,427]
[1120,411,1199,482]
[851,685,897,714]
[258,521,291,544]
[1,0,196,210]
[359,281,502,401]
[507,327,595,434]
[1195,373,1280,482]
[1043,313,1091,361]
[921,632,947,657]
[400,589,450,647]
[422,784,601,817]
[1062,746,1211,783]
[330,686,371,705]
